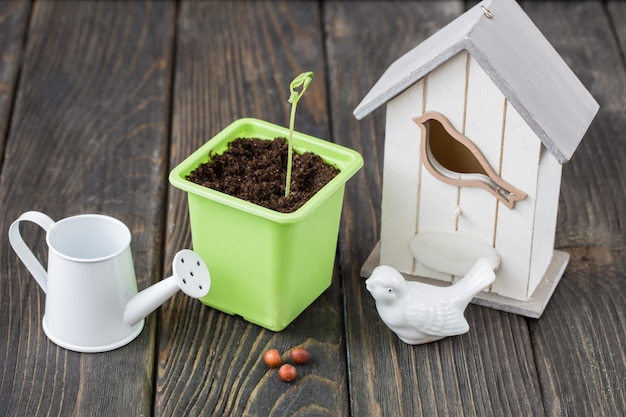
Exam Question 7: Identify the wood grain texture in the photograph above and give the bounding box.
[608,1,626,57]
[0,0,29,157]
[159,1,348,415]
[0,1,175,415]
[325,1,543,416]
[522,2,626,416]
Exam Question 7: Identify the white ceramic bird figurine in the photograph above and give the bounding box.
[365,258,496,345]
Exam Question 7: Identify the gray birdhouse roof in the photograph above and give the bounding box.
[353,0,599,164]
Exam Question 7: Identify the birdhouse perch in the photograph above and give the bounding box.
[355,0,599,318]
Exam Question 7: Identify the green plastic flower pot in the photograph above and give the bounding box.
[169,118,363,331]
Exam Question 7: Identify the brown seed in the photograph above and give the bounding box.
[263,349,282,368]
[289,347,310,365]
[278,364,297,382]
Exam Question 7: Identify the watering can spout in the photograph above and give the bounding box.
[124,250,211,326]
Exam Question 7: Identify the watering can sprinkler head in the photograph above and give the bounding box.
[124,249,211,326]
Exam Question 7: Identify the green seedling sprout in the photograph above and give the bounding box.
[285,71,314,197]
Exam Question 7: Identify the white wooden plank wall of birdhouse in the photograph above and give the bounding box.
[458,52,504,257]
[414,51,468,280]
[379,50,563,301]
[379,81,423,274]
[527,145,562,296]
[493,103,544,299]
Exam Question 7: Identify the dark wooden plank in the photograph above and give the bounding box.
[0,0,29,158]
[158,1,348,415]
[0,1,175,415]
[608,1,626,57]
[521,2,626,416]
[326,1,545,416]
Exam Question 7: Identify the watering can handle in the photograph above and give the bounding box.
[8,211,55,294]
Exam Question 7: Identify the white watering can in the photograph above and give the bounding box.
[8,211,211,353]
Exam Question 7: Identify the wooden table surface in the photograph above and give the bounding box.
[1,1,624,416]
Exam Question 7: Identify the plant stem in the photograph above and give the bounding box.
[285,71,314,198]
[285,101,297,197]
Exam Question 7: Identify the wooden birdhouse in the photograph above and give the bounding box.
[355,0,599,317]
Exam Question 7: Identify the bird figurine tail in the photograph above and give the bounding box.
[453,257,496,310]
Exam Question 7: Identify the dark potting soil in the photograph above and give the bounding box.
[186,137,340,213]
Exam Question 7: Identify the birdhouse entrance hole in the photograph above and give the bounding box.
[425,117,490,177]
[414,111,527,209]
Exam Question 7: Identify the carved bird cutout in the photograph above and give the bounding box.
[365,258,496,345]
[414,111,527,209]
